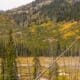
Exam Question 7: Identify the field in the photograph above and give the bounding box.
[15,57,80,80]
[0,57,80,80]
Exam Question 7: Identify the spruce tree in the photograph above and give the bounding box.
[4,30,18,80]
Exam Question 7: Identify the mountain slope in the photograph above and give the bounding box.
[0,14,19,34]
[5,0,53,26]
[5,0,80,27]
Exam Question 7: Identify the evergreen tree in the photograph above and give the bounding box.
[3,30,18,80]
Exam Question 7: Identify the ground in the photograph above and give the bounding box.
[15,57,80,80]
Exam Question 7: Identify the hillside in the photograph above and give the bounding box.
[0,1,80,52]
[0,13,80,56]
[5,0,53,26]
[0,0,80,41]
[0,14,18,32]
[4,0,80,27]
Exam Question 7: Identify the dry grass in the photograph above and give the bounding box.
[16,57,80,80]
[16,57,80,67]
[0,57,80,80]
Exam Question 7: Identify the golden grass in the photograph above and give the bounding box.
[0,57,80,80]
[16,57,80,66]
